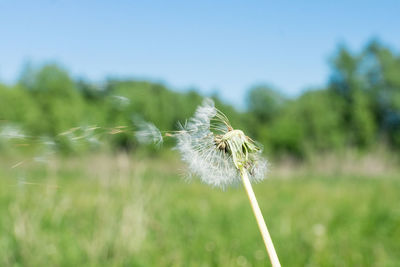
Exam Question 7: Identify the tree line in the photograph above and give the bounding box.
[1,39,399,158]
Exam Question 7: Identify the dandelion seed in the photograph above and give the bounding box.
[11,161,25,169]
[71,135,85,141]
[16,180,59,189]
[33,156,49,164]
[111,95,130,107]
[109,128,125,135]
[87,136,101,146]
[58,127,80,136]
[0,125,27,140]
[35,137,57,163]
[133,118,163,146]
[87,126,101,131]
[40,137,56,148]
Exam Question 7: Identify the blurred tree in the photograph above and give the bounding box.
[261,90,346,157]
[262,102,305,156]
[19,64,85,139]
[329,46,376,147]
[359,40,400,146]
[76,78,106,100]
[18,61,36,89]
[247,84,286,122]
[0,84,41,131]
[295,90,346,151]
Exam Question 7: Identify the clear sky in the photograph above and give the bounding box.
[0,0,399,106]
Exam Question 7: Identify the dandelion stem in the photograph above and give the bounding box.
[240,168,281,267]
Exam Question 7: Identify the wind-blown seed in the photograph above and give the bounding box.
[134,119,163,146]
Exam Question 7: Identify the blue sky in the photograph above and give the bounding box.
[0,0,399,106]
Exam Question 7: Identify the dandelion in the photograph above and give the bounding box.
[175,98,267,188]
[134,99,280,265]
[173,99,281,267]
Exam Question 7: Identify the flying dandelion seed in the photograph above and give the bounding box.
[133,118,163,146]
[40,137,56,148]
[59,127,81,136]
[111,95,130,108]
[33,156,50,164]
[87,136,101,147]
[28,136,57,165]
[0,125,27,140]
[11,161,25,169]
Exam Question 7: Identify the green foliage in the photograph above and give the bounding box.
[296,90,346,150]
[1,39,400,156]
[360,40,400,146]
[349,90,376,147]
[247,85,286,122]
[329,40,400,148]
[261,102,305,156]
[0,84,41,131]
[253,90,347,157]
[19,64,85,137]
[329,46,377,147]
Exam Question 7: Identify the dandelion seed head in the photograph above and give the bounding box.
[175,98,268,188]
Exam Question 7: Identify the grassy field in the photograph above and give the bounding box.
[0,153,399,266]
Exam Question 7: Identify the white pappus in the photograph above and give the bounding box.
[174,98,268,188]
[134,118,163,147]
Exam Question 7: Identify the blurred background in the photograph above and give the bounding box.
[1,1,400,266]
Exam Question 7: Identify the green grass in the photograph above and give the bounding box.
[0,154,399,266]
